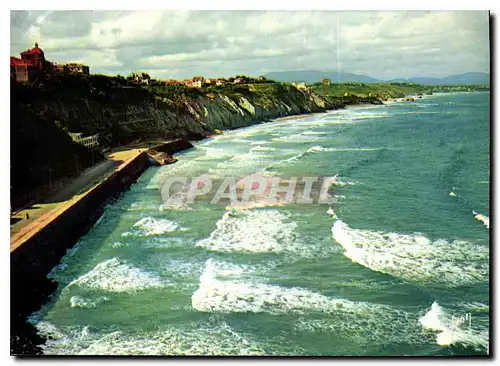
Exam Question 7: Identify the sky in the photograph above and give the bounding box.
[10,10,490,80]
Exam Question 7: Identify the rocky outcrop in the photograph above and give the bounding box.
[325,95,384,105]
[147,150,178,166]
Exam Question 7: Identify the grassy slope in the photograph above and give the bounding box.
[312,82,489,102]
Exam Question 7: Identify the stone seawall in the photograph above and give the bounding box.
[10,140,193,356]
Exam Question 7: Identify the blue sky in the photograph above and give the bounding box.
[10,10,490,80]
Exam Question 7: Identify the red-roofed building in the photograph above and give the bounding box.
[10,43,55,83]
[10,57,32,82]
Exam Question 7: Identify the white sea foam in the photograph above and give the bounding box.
[206,150,273,176]
[229,200,284,210]
[122,217,181,237]
[265,148,313,169]
[160,191,193,211]
[70,296,109,309]
[458,302,490,314]
[230,152,254,161]
[472,211,490,229]
[141,237,190,250]
[416,103,439,108]
[329,175,358,186]
[331,220,489,286]
[129,202,141,210]
[306,145,384,154]
[349,111,389,120]
[202,259,274,282]
[94,214,105,227]
[228,138,249,144]
[48,263,68,279]
[271,133,324,143]
[419,302,489,350]
[250,140,271,145]
[34,321,266,356]
[197,148,234,162]
[192,259,394,316]
[294,310,427,347]
[68,258,164,293]
[301,131,327,135]
[293,300,489,350]
[250,145,277,152]
[126,202,160,212]
[196,209,297,253]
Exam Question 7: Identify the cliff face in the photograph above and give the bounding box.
[12,75,339,144]
[11,96,97,209]
[11,75,341,206]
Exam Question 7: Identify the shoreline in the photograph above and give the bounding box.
[9,93,438,355]
[9,95,415,257]
[10,105,336,355]
[272,111,329,121]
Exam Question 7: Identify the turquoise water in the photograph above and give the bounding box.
[30,92,490,356]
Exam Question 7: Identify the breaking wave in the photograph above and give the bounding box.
[192,259,395,316]
[306,146,386,154]
[419,301,489,351]
[196,209,297,254]
[331,220,489,286]
[349,111,389,120]
[68,258,164,293]
[196,209,333,259]
[70,296,109,309]
[250,145,277,152]
[472,211,490,229]
[122,217,182,237]
[33,321,267,356]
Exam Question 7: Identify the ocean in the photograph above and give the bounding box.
[29,91,490,356]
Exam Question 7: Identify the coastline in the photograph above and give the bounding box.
[10,103,335,354]
[273,111,331,121]
[8,94,418,256]
[9,90,468,355]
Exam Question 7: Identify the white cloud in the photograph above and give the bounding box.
[10,10,490,80]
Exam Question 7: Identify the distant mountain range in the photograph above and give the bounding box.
[265,71,380,84]
[264,71,490,85]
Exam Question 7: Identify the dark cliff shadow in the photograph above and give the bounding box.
[11,154,148,356]
[10,217,22,225]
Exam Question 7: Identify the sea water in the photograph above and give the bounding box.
[29,92,490,356]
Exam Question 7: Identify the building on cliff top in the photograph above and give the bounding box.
[179,76,228,88]
[10,43,55,83]
[56,62,90,75]
[322,78,331,86]
[128,72,153,85]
